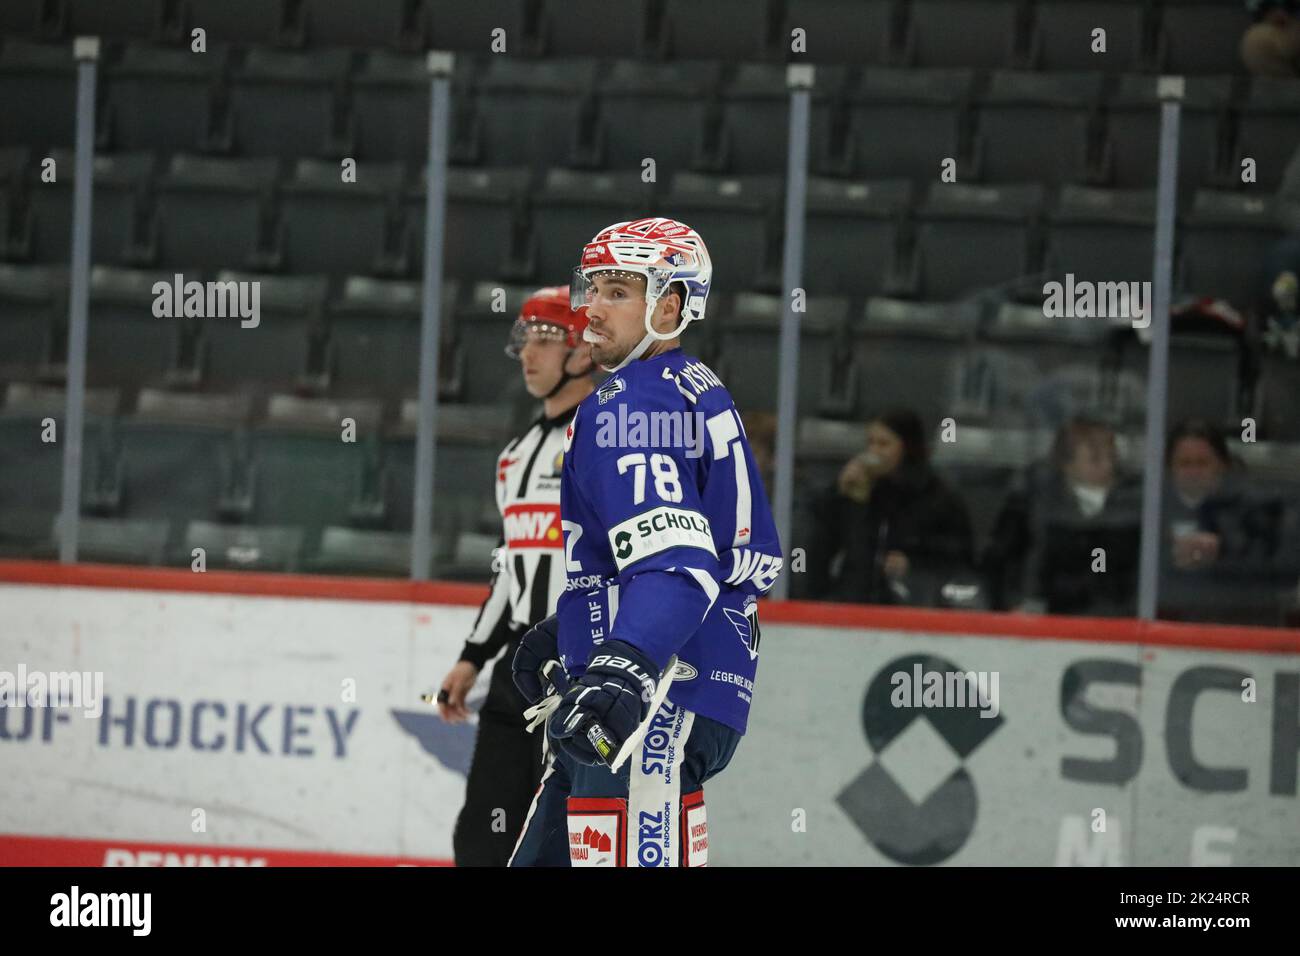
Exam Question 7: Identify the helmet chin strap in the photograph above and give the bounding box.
[541,347,584,400]
[593,295,693,374]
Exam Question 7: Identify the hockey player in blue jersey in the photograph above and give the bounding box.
[509,217,783,867]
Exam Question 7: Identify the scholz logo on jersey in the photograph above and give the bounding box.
[607,506,717,571]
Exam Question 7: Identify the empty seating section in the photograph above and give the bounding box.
[1,1,1296,579]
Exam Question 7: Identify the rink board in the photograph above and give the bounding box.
[0,561,1296,866]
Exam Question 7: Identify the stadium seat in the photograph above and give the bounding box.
[718,63,841,175]
[104,43,222,154]
[845,68,975,181]
[184,0,288,45]
[718,292,850,415]
[1031,0,1149,72]
[975,71,1104,185]
[63,515,171,565]
[86,266,187,396]
[280,158,403,275]
[529,168,655,283]
[538,0,654,57]
[803,176,910,297]
[659,172,784,291]
[182,519,304,572]
[353,52,431,165]
[913,182,1045,300]
[229,48,350,160]
[201,271,329,390]
[407,166,532,281]
[781,0,897,65]
[904,0,1024,69]
[663,0,775,60]
[0,1,46,36]
[983,300,1110,383]
[0,263,66,379]
[596,59,721,173]
[851,297,980,427]
[302,0,414,50]
[1180,190,1283,309]
[1157,0,1248,74]
[27,150,153,266]
[455,282,537,404]
[427,0,530,54]
[306,526,413,577]
[0,41,76,150]
[473,58,599,170]
[154,154,277,271]
[1236,78,1300,192]
[1104,74,1231,192]
[66,0,161,39]
[328,275,459,404]
[1044,185,1155,287]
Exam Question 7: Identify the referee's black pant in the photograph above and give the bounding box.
[452,637,547,867]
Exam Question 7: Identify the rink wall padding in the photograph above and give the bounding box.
[0,560,1296,866]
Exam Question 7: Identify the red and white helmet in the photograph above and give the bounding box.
[571,217,712,371]
[505,285,591,359]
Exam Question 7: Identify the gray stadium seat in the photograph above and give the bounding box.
[1157,0,1248,74]
[659,172,784,291]
[455,282,536,403]
[202,271,328,390]
[67,0,161,39]
[851,298,980,427]
[804,176,910,297]
[473,58,598,169]
[1104,74,1231,192]
[182,520,304,572]
[328,275,458,403]
[905,0,1023,69]
[718,63,840,175]
[0,263,66,380]
[663,0,774,60]
[154,154,277,271]
[63,516,171,566]
[280,158,403,275]
[105,43,222,154]
[1045,185,1155,287]
[914,182,1045,300]
[846,68,975,181]
[427,0,529,54]
[184,0,288,45]
[1180,190,1283,309]
[0,1,46,36]
[302,0,414,50]
[983,300,1111,382]
[408,166,532,281]
[306,526,413,576]
[27,150,153,266]
[718,292,850,415]
[597,60,721,174]
[87,266,186,395]
[353,52,433,165]
[0,41,76,149]
[1031,0,1149,71]
[975,71,1104,185]
[781,0,897,65]
[230,48,350,160]
[530,168,655,283]
[1236,78,1300,192]
[539,0,653,57]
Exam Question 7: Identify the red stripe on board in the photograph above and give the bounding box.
[0,833,451,867]
[0,559,1296,653]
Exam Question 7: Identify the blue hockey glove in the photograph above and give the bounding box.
[547,640,660,767]
[512,613,562,706]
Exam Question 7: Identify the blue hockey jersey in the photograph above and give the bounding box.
[555,348,783,734]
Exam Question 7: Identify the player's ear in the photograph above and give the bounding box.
[654,287,683,333]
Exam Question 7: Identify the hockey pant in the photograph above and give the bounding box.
[508,700,740,867]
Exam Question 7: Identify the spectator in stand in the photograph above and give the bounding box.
[806,409,973,607]
[740,410,777,495]
[1158,420,1294,626]
[982,417,1142,616]
[1242,0,1300,75]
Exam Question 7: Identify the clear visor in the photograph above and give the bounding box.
[570,267,671,312]
[505,318,571,359]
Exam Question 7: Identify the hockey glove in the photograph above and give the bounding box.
[512,613,562,706]
[547,640,661,768]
